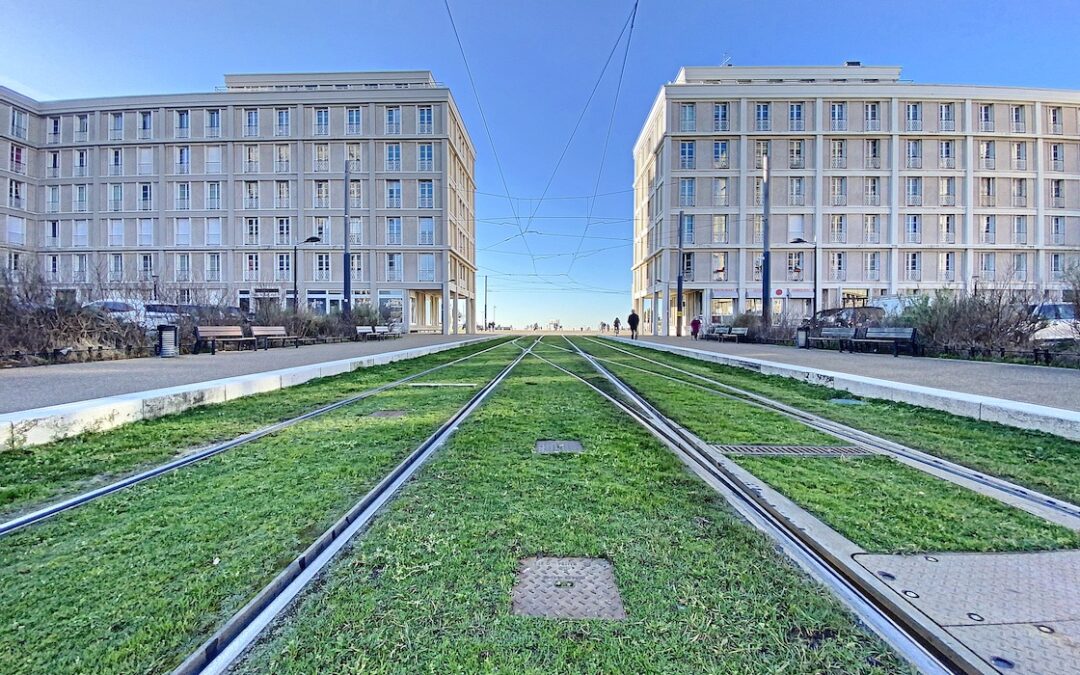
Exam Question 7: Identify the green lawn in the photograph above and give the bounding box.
[0,344,518,675]
[0,337,508,518]
[570,338,1080,553]
[582,337,1080,506]
[235,352,907,674]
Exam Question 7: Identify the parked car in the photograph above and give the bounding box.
[802,306,885,329]
[83,299,181,331]
[1028,303,1079,344]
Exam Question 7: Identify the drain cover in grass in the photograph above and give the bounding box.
[829,398,866,406]
[534,440,584,454]
[368,410,405,418]
[511,557,626,619]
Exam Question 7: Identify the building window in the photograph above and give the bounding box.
[313,216,330,244]
[754,102,770,131]
[788,140,804,169]
[176,110,191,138]
[829,139,846,169]
[349,217,363,245]
[418,142,434,171]
[175,217,191,246]
[905,139,922,169]
[679,141,695,170]
[314,253,331,281]
[1013,215,1028,245]
[1051,216,1065,245]
[905,252,922,281]
[275,144,291,173]
[385,106,401,134]
[830,252,846,281]
[276,217,291,245]
[979,103,994,131]
[175,182,191,210]
[418,105,433,134]
[679,103,696,132]
[905,102,922,131]
[245,217,261,245]
[864,251,881,281]
[314,107,329,135]
[206,109,221,137]
[10,108,28,139]
[864,215,881,244]
[72,219,89,247]
[176,253,191,282]
[789,103,804,131]
[138,218,154,246]
[905,214,921,244]
[313,143,329,172]
[386,252,403,281]
[864,102,880,131]
[865,139,881,169]
[350,253,363,279]
[787,251,804,281]
[207,182,222,210]
[712,177,728,206]
[275,253,291,281]
[243,108,258,137]
[349,180,362,208]
[206,217,222,246]
[245,253,260,281]
[829,214,846,243]
[276,108,290,136]
[139,111,153,139]
[418,253,435,282]
[386,180,402,208]
[418,180,434,209]
[711,252,728,281]
[385,143,401,171]
[1011,105,1026,132]
[905,176,922,206]
[939,252,956,282]
[939,103,955,131]
[830,176,846,206]
[713,140,729,169]
[419,216,435,245]
[830,102,847,131]
[788,176,804,205]
[939,214,956,244]
[981,215,996,244]
[346,107,363,135]
[276,181,291,208]
[244,181,259,209]
[679,178,695,207]
[314,181,330,208]
[386,217,402,245]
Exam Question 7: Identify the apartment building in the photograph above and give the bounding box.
[633,63,1080,335]
[0,71,476,334]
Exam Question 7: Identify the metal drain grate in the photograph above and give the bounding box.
[535,440,584,454]
[714,445,872,457]
[368,410,405,418]
[511,557,626,619]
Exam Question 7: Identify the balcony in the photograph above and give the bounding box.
[138,270,154,282]
[244,271,260,282]
[831,194,847,206]
[829,231,847,244]
[866,157,881,169]
[73,200,88,213]
[47,166,60,178]
[1011,121,1026,133]
[906,157,922,169]
[1051,159,1064,171]
[10,160,25,175]
[906,194,923,206]
[314,197,330,208]
[244,125,259,137]
[109,129,123,140]
[275,124,289,137]
[175,162,190,175]
[206,161,221,174]
[788,193,805,206]
[865,119,881,131]
[864,230,881,244]
[831,119,848,131]
[714,121,729,132]
[941,194,956,206]
[829,269,847,281]
[75,130,88,142]
[109,164,123,177]
[313,270,331,282]
[275,160,290,173]
[864,193,881,206]
[245,161,260,173]
[206,126,221,138]
[8,196,23,209]
[207,198,221,210]
[275,198,291,209]
[244,197,260,209]
[138,128,152,140]
[979,195,996,207]
[386,160,402,172]
[45,236,59,248]
[941,269,956,282]
[418,160,434,172]
[138,162,154,176]
[175,198,190,210]
[206,270,221,282]
[905,232,922,244]
[418,197,434,209]
[1011,158,1027,170]
[1052,270,1065,281]
[47,200,59,213]
[1011,195,1028,207]
[108,236,124,247]
[73,165,88,177]
[1052,232,1065,245]
[940,157,956,169]
[906,119,922,132]
[175,270,191,282]
[349,195,362,208]
[175,128,190,139]
[905,269,922,281]
[1013,269,1028,282]
[712,195,729,207]
[830,157,846,169]
[109,199,123,211]
[939,119,956,132]
[755,120,771,132]
[47,132,61,144]
[1014,231,1028,245]
[979,120,994,132]
[1051,122,1063,135]
[274,269,291,282]
[865,269,881,281]
[1051,196,1065,208]
[788,157,804,169]
[386,123,401,135]
[786,269,804,282]
[72,270,88,283]
[789,119,804,131]
[313,159,329,172]
[314,124,329,136]
[347,122,363,135]
[981,232,996,244]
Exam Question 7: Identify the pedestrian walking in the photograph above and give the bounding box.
[627,309,640,339]
[613,317,621,336]
[690,316,702,340]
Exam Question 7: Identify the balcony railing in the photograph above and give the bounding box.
[789,157,804,169]
[73,200,88,212]
[386,123,401,135]
[72,270,88,283]
[905,231,921,244]
[713,121,729,132]
[712,196,729,207]
[940,156,956,169]
[206,161,221,174]
[206,270,221,282]
[109,199,123,211]
[275,198,291,209]
[831,194,847,206]
[418,197,434,209]
[274,270,291,282]
[47,166,60,178]
[1050,122,1063,134]
[1052,232,1065,245]
[109,164,123,176]
[175,162,190,175]
[939,119,955,132]
[1051,159,1064,171]
[244,271,260,282]
[789,119,804,131]
[866,157,881,169]
[1011,158,1027,170]
[275,124,289,136]
[8,196,23,209]
[864,230,881,244]
[244,125,259,137]
[1011,121,1026,133]
[829,230,847,244]
[73,165,88,177]
[47,200,59,213]
[138,270,154,282]
[1011,195,1027,207]
[244,197,260,209]
[206,126,221,138]
[10,160,25,174]
[109,129,123,140]
[74,130,88,142]
[347,122,363,135]
[941,194,956,206]
[829,269,847,281]
[45,236,59,248]
[314,124,329,136]
[418,160,434,172]
[1051,270,1065,281]
[314,197,330,208]
[865,119,881,131]
[1013,231,1028,245]
[245,161,260,173]
[906,119,922,132]
[906,194,923,206]
[138,162,154,175]
[979,120,994,132]
[979,195,996,207]
[981,232,996,244]
[175,128,190,139]
[831,119,848,131]
[313,160,329,172]
[1013,270,1027,281]
[789,193,804,206]
[175,198,190,210]
[313,270,331,282]
[830,157,846,169]
[906,157,922,169]
[941,269,956,282]
[864,193,880,206]
[275,160,290,173]
[47,132,61,144]
[865,269,881,281]
[755,120,771,132]
[386,160,402,172]
[786,270,803,282]
[905,269,922,281]
[207,197,221,210]
[175,270,191,282]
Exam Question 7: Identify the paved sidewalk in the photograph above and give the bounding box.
[633,336,1080,412]
[0,335,479,414]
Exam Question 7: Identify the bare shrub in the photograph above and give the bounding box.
[895,284,1040,351]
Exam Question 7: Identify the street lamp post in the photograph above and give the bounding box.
[293,236,321,312]
[790,237,817,318]
[151,274,159,301]
[761,154,772,327]
[342,157,353,321]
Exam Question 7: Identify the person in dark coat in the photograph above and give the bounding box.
[613,317,621,336]
[690,316,702,340]
[627,309,640,339]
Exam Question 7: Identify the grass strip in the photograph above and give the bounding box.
[571,338,1080,554]
[235,354,908,674]
[733,455,1080,553]
[0,344,518,674]
[0,337,509,517]
[586,338,1080,506]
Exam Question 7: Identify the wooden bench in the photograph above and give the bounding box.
[702,325,730,341]
[356,326,374,341]
[807,327,856,352]
[251,326,300,350]
[373,326,394,340]
[850,327,919,357]
[718,326,749,343]
[195,325,256,355]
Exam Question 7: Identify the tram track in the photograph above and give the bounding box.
[0,337,516,538]
[533,340,973,674]
[174,337,539,675]
[573,337,1080,531]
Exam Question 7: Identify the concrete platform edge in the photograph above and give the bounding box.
[609,337,1080,442]
[1,336,494,448]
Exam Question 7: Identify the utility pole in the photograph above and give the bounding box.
[761,154,772,329]
[483,275,488,330]
[342,156,352,321]
[676,209,684,337]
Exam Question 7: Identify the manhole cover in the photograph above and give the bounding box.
[714,445,872,457]
[829,398,867,406]
[535,440,584,454]
[511,557,626,619]
[368,410,405,418]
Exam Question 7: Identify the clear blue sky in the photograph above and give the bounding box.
[3,0,1080,328]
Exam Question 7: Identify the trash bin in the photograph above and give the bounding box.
[796,327,809,349]
[158,324,179,358]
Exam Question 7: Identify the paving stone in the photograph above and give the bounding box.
[368,410,405,418]
[949,620,1080,675]
[511,557,626,619]
[535,440,584,454]
[713,444,872,457]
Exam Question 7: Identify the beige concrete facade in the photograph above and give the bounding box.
[0,71,476,334]
[633,64,1080,335]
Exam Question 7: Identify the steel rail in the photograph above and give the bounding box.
[542,340,969,674]
[0,337,517,538]
[174,337,539,675]
[580,337,1080,526]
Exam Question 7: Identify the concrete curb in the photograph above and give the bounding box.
[1,337,494,448]
[609,337,1080,442]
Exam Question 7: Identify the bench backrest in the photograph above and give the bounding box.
[198,326,245,339]
[250,326,287,337]
[374,326,390,334]
[865,327,916,340]
[707,325,731,335]
[820,327,856,338]
[730,327,749,336]
[356,326,374,334]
